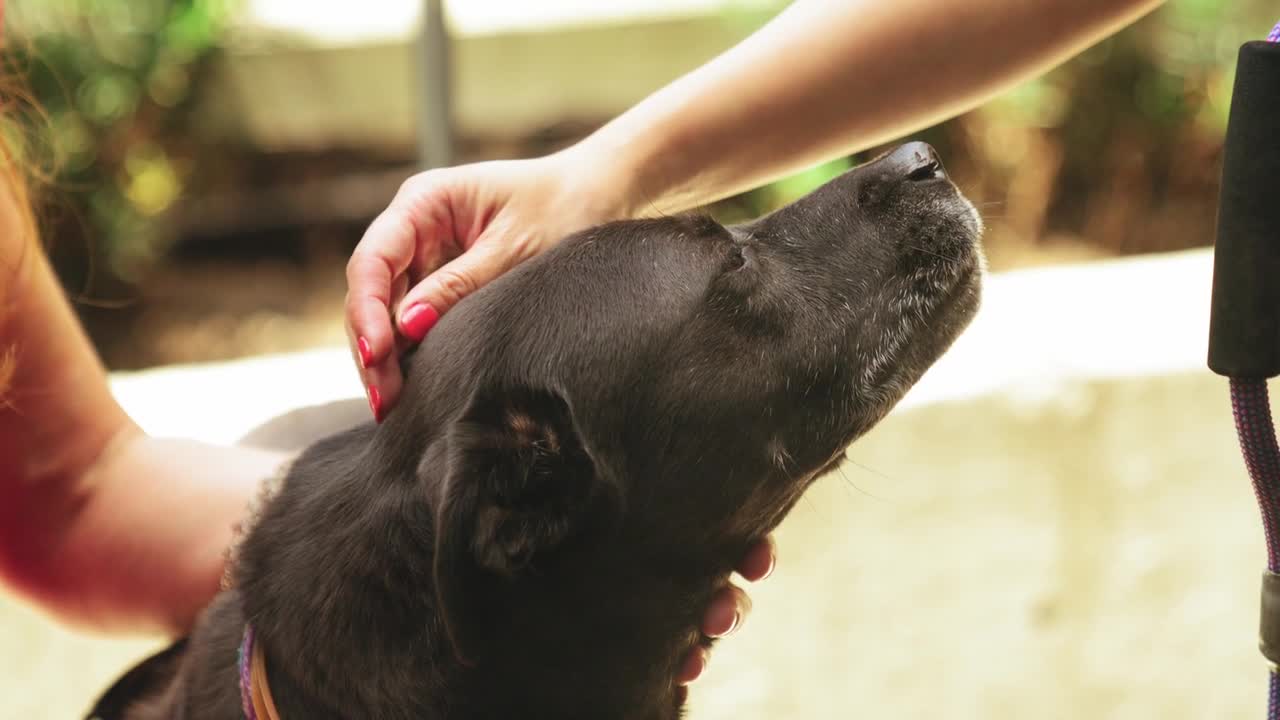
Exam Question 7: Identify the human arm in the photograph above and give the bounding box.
[347,0,1163,413]
[581,0,1164,216]
[0,154,291,635]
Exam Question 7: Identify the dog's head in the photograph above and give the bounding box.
[388,142,983,666]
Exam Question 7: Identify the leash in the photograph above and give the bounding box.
[1209,19,1280,720]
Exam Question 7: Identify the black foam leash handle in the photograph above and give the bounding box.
[1209,41,1280,379]
[1213,27,1280,720]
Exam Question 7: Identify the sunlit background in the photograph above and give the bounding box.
[2,1,1278,718]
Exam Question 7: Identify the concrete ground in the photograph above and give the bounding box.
[2,249,1269,718]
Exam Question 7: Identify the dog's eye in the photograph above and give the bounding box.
[726,245,748,272]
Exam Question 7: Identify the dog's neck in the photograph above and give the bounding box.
[230,426,709,719]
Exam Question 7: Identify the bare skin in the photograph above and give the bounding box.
[0,169,290,635]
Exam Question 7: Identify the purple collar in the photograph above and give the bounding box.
[238,624,259,719]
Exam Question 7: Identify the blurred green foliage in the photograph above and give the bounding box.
[4,0,236,282]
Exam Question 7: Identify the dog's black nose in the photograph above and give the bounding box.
[886,141,946,182]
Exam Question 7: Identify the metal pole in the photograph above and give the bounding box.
[417,0,454,170]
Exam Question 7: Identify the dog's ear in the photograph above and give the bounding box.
[430,387,619,666]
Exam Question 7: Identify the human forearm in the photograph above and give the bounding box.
[42,431,288,635]
[2,425,289,635]
[0,227,128,493]
[573,0,1163,216]
[0,174,285,634]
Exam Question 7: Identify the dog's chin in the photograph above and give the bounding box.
[941,189,985,257]
[903,210,984,375]
[850,194,983,409]
[916,191,986,300]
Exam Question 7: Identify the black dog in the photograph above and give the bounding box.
[89,142,983,719]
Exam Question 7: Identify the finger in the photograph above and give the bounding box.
[735,535,777,582]
[395,239,514,342]
[343,316,369,382]
[363,350,403,423]
[389,272,410,320]
[701,584,750,638]
[341,299,404,423]
[676,645,709,685]
[346,207,419,366]
[344,286,393,373]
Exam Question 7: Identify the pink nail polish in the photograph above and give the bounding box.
[368,385,383,422]
[357,337,373,369]
[401,303,439,342]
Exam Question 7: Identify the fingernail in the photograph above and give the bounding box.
[400,302,439,342]
[725,611,740,636]
[762,553,776,580]
[356,336,373,369]
[707,604,737,638]
[367,385,383,423]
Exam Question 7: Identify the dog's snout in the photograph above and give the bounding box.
[887,141,946,183]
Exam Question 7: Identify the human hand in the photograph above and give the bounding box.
[345,152,626,421]
[678,535,777,703]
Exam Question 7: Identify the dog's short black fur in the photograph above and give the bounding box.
[90,143,983,719]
